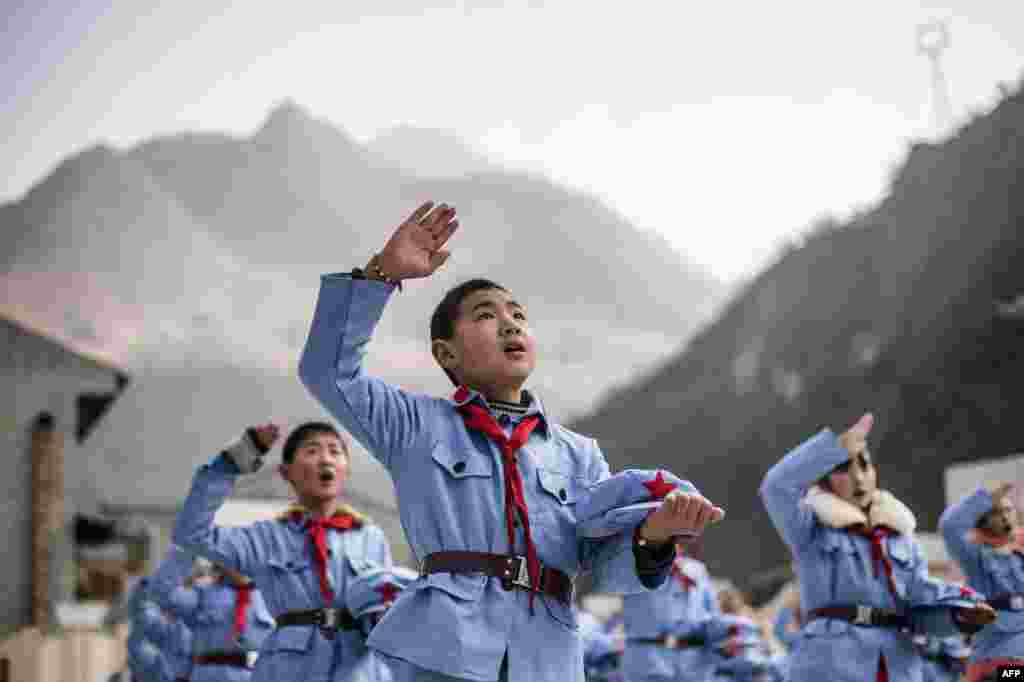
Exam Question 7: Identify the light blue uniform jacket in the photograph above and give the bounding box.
[149,546,275,682]
[939,487,1024,661]
[759,430,981,682]
[298,274,671,682]
[172,455,394,682]
[126,577,162,679]
[137,601,193,681]
[914,635,969,682]
[621,557,721,682]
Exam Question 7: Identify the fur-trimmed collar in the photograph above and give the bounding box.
[277,502,368,525]
[967,528,1024,555]
[805,486,916,535]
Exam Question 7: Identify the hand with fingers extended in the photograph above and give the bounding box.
[954,601,998,632]
[984,480,1014,501]
[839,412,873,458]
[369,201,460,282]
[638,489,726,545]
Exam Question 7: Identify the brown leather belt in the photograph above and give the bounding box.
[192,652,251,668]
[808,605,910,629]
[990,593,1024,611]
[627,635,705,649]
[277,607,357,630]
[422,551,574,604]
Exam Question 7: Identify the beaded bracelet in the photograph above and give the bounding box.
[370,255,403,291]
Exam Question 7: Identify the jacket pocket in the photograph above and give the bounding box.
[431,440,494,479]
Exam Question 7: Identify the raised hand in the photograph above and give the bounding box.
[249,423,281,452]
[639,490,726,544]
[985,480,1014,500]
[839,412,873,457]
[375,201,459,281]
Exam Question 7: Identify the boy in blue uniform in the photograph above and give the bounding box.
[620,542,722,682]
[136,599,194,682]
[148,546,274,681]
[759,413,995,682]
[172,420,394,681]
[298,201,726,682]
[939,481,1024,681]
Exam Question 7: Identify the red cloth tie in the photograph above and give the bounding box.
[300,512,359,602]
[849,524,900,599]
[877,653,889,682]
[231,584,252,641]
[457,391,541,610]
[671,563,696,591]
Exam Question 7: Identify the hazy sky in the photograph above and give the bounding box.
[3,1,1022,280]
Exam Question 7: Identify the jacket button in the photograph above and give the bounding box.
[559,489,567,501]
[453,462,466,473]
[327,549,333,557]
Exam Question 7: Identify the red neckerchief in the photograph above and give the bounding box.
[970,527,1024,553]
[292,509,361,602]
[670,560,696,591]
[456,387,542,610]
[231,584,253,641]
[847,523,900,599]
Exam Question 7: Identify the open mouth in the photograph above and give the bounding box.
[318,470,336,484]
[503,341,526,356]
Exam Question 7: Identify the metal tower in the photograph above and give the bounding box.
[916,20,953,134]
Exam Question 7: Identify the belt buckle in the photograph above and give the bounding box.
[317,608,339,639]
[505,555,533,591]
[1012,595,1024,611]
[664,634,679,649]
[853,605,873,626]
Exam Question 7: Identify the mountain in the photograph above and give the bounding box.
[1,100,721,424]
[568,79,1024,602]
[366,124,496,178]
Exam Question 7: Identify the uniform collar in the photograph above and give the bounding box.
[277,503,367,527]
[452,385,551,439]
[805,485,916,535]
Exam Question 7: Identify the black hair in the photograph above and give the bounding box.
[281,421,345,464]
[818,451,880,492]
[429,278,509,386]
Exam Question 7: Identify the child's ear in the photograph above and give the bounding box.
[431,339,458,368]
[278,463,290,484]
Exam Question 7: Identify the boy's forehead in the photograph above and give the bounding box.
[459,288,522,312]
[300,432,347,449]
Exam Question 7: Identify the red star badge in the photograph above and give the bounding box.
[375,582,402,604]
[643,471,677,500]
[959,585,975,599]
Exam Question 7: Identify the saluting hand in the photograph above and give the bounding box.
[839,412,873,458]
[375,201,460,281]
[985,481,1014,501]
[639,490,726,545]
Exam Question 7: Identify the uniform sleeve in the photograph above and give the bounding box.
[904,537,986,637]
[581,440,671,594]
[759,429,850,550]
[147,545,200,619]
[298,273,434,470]
[171,452,270,575]
[938,487,992,585]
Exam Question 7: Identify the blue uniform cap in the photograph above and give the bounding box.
[576,469,699,539]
